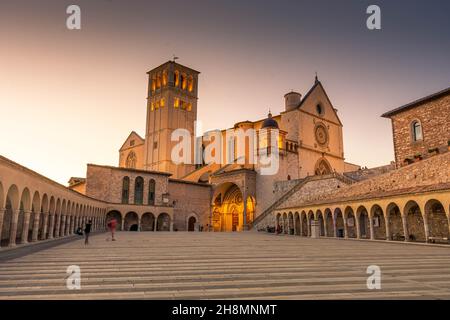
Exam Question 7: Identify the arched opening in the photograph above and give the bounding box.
[345,207,357,238]
[314,158,332,176]
[2,185,19,247]
[126,151,137,169]
[425,199,449,241]
[288,212,294,235]
[357,206,370,239]
[294,212,300,235]
[129,224,139,231]
[334,208,345,238]
[121,177,130,204]
[317,211,325,236]
[141,212,155,231]
[188,216,197,231]
[106,210,123,231]
[370,205,386,240]
[301,212,308,236]
[134,177,144,205]
[124,212,139,231]
[148,179,156,205]
[387,203,404,241]
[411,120,423,142]
[325,209,333,237]
[276,213,281,233]
[404,201,425,242]
[157,213,171,231]
[211,183,246,232]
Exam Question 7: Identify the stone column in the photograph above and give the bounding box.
[369,215,375,240]
[402,215,409,242]
[138,217,141,231]
[299,217,303,236]
[21,210,32,244]
[8,209,20,247]
[153,219,157,231]
[333,217,337,238]
[31,212,41,242]
[170,222,174,231]
[60,215,66,237]
[121,219,125,231]
[355,215,361,239]
[54,214,61,238]
[343,217,349,239]
[423,214,430,243]
[48,213,55,239]
[385,213,391,241]
[242,191,248,231]
[68,216,73,235]
[0,208,5,246]
[41,212,49,240]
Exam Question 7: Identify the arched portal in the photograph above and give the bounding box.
[325,209,333,237]
[345,207,357,238]
[124,212,139,231]
[387,203,404,241]
[141,212,155,231]
[157,213,171,231]
[288,212,294,235]
[212,183,246,232]
[106,210,122,231]
[317,211,325,236]
[301,212,308,236]
[188,216,197,231]
[370,205,386,240]
[357,206,370,239]
[294,212,300,235]
[404,201,425,242]
[425,199,449,240]
[334,208,345,238]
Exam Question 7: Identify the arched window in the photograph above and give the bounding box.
[315,159,332,175]
[156,72,161,89]
[411,120,423,142]
[174,70,180,87]
[148,179,156,205]
[188,76,194,92]
[121,177,130,204]
[134,176,144,205]
[162,70,168,86]
[151,75,156,92]
[181,74,187,90]
[126,151,137,169]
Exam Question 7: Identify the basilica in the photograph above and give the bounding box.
[0,61,448,248]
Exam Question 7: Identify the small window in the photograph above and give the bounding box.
[411,120,423,142]
[130,140,135,146]
[316,103,323,115]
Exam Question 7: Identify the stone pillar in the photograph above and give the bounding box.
[121,219,125,231]
[138,217,141,231]
[369,215,375,240]
[153,219,157,232]
[332,217,337,238]
[48,213,55,239]
[54,214,61,238]
[8,210,20,247]
[170,222,174,232]
[68,216,73,235]
[0,208,5,246]
[343,217,349,239]
[299,217,303,236]
[42,212,49,240]
[60,215,66,237]
[31,212,41,242]
[402,215,409,242]
[355,215,361,239]
[385,213,391,241]
[423,214,430,243]
[21,211,32,244]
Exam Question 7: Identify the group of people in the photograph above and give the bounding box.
[76,217,118,245]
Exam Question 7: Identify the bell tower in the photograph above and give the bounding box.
[144,60,199,178]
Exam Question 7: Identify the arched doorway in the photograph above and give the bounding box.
[425,199,449,240]
[288,213,294,235]
[325,209,333,237]
[157,213,171,231]
[387,203,404,241]
[345,207,357,238]
[124,212,139,231]
[357,206,370,239]
[211,183,246,232]
[334,208,345,238]
[317,211,325,236]
[294,212,300,235]
[404,201,425,242]
[141,213,155,231]
[370,205,386,240]
[106,210,123,231]
[301,212,308,236]
[188,216,197,231]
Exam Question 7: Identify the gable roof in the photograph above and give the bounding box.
[119,131,145,151]
[381,86,450,118]
[297,79,343,126]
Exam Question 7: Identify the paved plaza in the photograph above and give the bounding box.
[1,232,450,299]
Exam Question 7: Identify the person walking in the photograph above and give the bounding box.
[107,218,117,241]
[84,220,92,245]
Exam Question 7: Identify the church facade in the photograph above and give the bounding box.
[69,60,361,232]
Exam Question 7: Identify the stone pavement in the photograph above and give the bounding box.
[1,232,450,299]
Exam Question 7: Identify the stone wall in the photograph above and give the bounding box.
[168,179,211,231]
[389,94,450,166]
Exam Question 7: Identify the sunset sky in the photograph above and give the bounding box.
[1,0,449,185]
